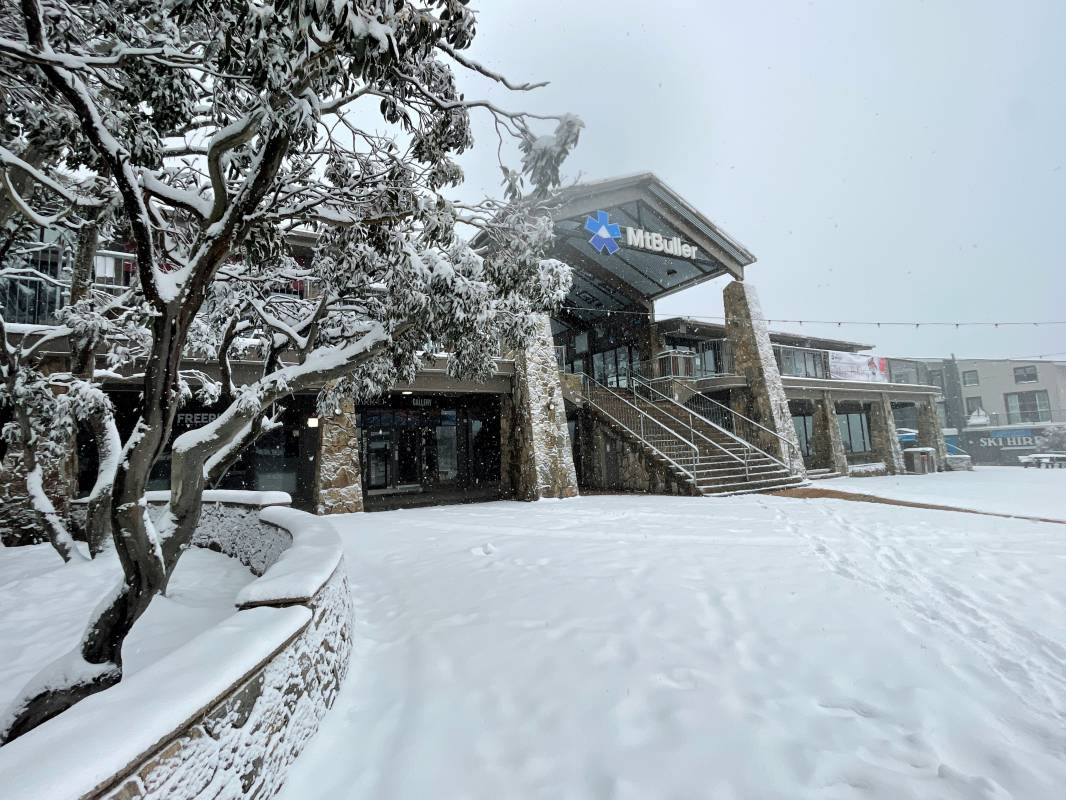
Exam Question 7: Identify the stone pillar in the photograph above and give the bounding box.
[868,393,905,474]
[811,391,848,474]
[503,314,579,500]
[723,280,806,476]
[315,399,364,514]
[916,396,948,471]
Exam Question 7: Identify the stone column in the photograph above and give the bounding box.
[315,399,364,514]
[916,396,948,471]
[811,391,848,474]
[503,314,579,500]
[723,280,806,476]
[868,393,905,474]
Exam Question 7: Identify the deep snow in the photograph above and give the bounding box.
[826,466,1066,520]
[0,544,255,713]
[281,494,1066,800]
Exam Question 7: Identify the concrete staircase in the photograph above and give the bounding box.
[583,382,807,497]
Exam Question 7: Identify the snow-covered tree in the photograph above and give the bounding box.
[1035,426,1066,453]
[0,0,580,740]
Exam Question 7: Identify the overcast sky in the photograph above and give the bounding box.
[449,0,1065,360]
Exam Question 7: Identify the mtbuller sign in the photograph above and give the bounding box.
[585,210,699,259]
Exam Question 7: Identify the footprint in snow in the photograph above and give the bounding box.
[470,542,496,556]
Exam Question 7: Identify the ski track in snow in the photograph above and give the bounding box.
[277,494,1066,800]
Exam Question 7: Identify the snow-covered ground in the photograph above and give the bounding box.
[825,466,1066,520]
[0,544,255,713]
[281,495,1066,800]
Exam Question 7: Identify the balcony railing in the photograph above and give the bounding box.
[974,408,1066,427]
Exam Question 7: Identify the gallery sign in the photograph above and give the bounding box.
[585,210,699,259]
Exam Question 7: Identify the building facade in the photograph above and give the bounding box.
[916,357,1066,465]
[1,173,951,535]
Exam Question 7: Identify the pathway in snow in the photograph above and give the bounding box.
[824,466,1066,521]
[280,495,1066,800]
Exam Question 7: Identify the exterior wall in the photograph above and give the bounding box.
[723,280,806,475]
[314,400,363,515]
[504,315,579,500]
[811,392,848,474]
[952,359,1066,425]
[576,410,697,496]
[868,393,905,474]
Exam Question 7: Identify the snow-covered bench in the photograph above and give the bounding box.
[0,492,353,800]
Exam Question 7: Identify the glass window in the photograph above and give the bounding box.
[1013,365,1038,384]
[964,396,984,415]
[792,414,814,457]
[593,351,606,382]
[837,412,872,453]
[574,332,589,354]
[1004,390,1051,424]
[962,370,979,386]
[928,369,945,390]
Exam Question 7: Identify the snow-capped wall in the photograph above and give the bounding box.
[144,491,293,576]
[0,498,353,800]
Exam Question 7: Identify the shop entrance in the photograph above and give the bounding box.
[359,394,501,509]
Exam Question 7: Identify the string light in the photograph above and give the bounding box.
[557,304,1066,329]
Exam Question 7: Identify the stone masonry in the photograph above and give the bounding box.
[868,392,905,474]
[916,395,948,471]
[723,280,806,477]
[314,399,363,514]
[576,411,697,496]
[811,391,849,474]
[502,314,579,501]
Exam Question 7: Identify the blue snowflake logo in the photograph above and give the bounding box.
[584,210,621,255]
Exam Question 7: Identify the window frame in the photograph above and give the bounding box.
[961,370,979,386]
[1003,389,1051,424]
[1013,365,1038,384]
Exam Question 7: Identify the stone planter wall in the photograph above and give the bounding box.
[0,493,352,800]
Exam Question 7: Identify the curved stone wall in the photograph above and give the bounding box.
[0,493,352,800]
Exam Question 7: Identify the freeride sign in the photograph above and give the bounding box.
[584,210,699,259]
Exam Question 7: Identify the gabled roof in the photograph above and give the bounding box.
[547,173,755,325]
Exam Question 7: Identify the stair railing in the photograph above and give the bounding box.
[622,366,801,474]
[576,372,700,481]
[621,370,749,474]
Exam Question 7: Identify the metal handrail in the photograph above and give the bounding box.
[631,369,802,472]
[620,369,748,470]
[576,372,700,479]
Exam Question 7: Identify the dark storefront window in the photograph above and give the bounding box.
[359,394,501,507]
[837,411,872,453]
[97,393,320,510]
[1004,390,1050,424]
[792,414,814,458]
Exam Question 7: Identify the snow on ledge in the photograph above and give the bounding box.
[235,507,343,608]
[143,489,292,507]
[0,607,310,800]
